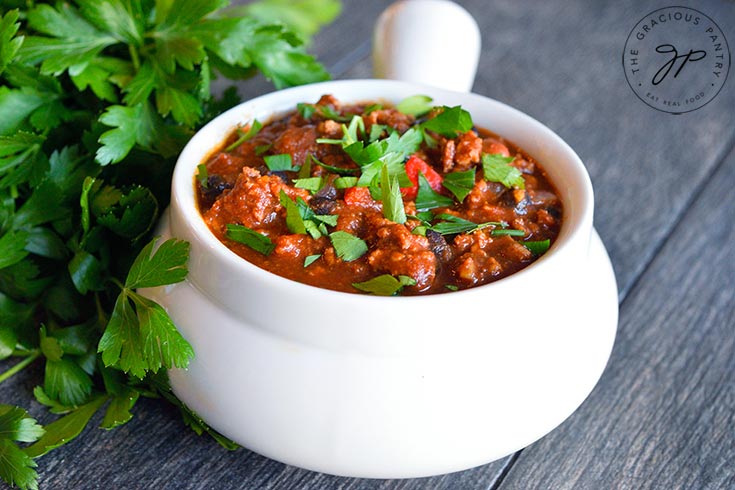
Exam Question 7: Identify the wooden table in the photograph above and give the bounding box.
[3,1,733,488]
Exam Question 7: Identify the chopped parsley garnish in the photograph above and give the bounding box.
[304,254,321,267]
[293,177,324,193]
[381,164,407,224]
[226,224,275,255]
[317,104,352,122]
[196,164,208,188]
[364,103,383,115]
[313,214,339,227]
[428,214,521,236]
[225,120,262,152]
[298,103,352,122]
[298,153,313,179]
[369,123,388,142]
[420,105,473,138]
[329,231,368,262]
[352,274,416,295]
[491,229,525,237]
[523,239,551,255]
[482,153,525,189]
[415,173,454,211]
[442,168,476,202]
[396,94,434,117]
[279,191,309,235]
[334,176,358,189]
[264,153,298,172]
[255,144,272,156]
[310,154,358,175]
[445,284,459,291]
[279,191,336,239]
[297,102,316,119]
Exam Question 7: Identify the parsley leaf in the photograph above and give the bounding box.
[482,153,525,189]
[334,176,358,189]
[264,153,297,172]
[125,237,189,288]
[0,11,23,76]
[491,229,525,237]
[96,103,158,165]
[98,238,193,378]
[279,190,308,235]
[297,102,316,119]
[396,94,433,116]
[310,154,358,176]
[421,105,473,138]
[0,404,44,489]
[0,439,39,490]
[415,172,453,211]
[442,168,476,203]
[226,224,275,255]
[0,406,45,443]
[429,214,504,235]
[0,230,29,269]
[381,164,406,224]
[0,404,44,490]
[196,164,208,188]
[225,119,262,152]
[44,357,93,407]
[279,190,335,239]
[524,239,551,255]
[293,176,323,192]
[329,231,367,262]
[304,254,321,267]
[24,396,107,458]
[244,0,342,43]
[352,274,416,295]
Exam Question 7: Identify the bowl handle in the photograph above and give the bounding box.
[372,0,481,92]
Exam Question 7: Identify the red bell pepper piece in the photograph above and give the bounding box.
[401,155,443,200]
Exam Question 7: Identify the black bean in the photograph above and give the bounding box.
[202,175,233,201]
[426,229,452,262]
[498,189,515,207]
[311,196,337,215]
[267,170,290,183]
[315,184,336,200]
[547,206,562,219]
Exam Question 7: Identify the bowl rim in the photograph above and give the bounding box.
[171,79,594,303]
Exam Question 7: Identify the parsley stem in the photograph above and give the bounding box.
[110,277,125,291]
[129,45,141,71]
[94,292,109,328]
[0,351,41,384]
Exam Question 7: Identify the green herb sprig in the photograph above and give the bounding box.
[0,1,340,488]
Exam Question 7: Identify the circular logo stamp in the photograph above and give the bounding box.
[623,6,730,114]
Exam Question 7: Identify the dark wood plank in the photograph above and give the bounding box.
[494,147,735,489]
[344,0,735,299]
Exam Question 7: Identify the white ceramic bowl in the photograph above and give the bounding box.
[145,79,618,478]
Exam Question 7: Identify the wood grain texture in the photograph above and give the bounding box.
[495,149,735,489]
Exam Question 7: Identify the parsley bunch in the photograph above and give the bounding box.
[0,1,339,488]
